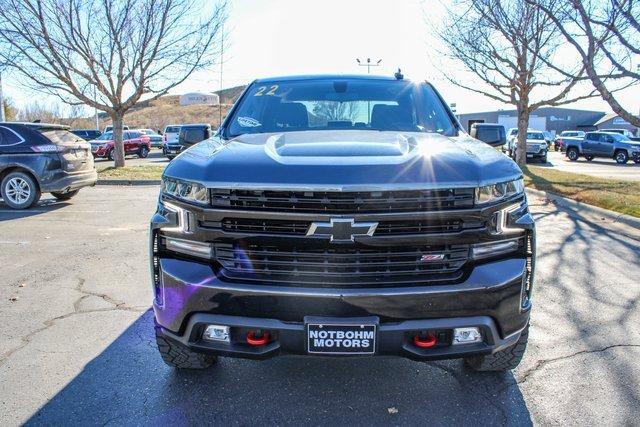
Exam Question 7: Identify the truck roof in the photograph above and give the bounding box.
[253,74,409,84]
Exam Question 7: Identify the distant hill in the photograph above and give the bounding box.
[78,85,247,131]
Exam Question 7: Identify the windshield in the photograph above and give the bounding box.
[527,132,545,140]
[97,132,113,140]
[165,126,180,133]
[226,79,456,138]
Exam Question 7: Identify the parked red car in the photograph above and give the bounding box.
[89,130,151,160]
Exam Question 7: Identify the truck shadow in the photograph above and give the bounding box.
[25,310,531,426]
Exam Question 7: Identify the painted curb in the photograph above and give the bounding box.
[526,187,640,229]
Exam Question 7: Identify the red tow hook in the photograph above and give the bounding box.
[246,330,270,346]
[413,334,437,348]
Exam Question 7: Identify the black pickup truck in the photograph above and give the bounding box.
[150,75,535,371]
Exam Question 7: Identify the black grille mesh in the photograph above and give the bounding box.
[210,188,475,213]
[213,243,470,286]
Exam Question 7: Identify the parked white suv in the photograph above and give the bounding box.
[511,130,548,163]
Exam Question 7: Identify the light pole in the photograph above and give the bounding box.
[93,84,99,131]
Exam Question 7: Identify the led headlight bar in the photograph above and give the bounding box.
[161,177,209,205]
[475,179,524,206]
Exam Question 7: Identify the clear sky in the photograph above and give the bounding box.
[3,0,638,115]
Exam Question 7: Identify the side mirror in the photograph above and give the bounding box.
[471,128,505,147]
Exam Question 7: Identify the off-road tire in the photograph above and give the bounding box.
[155,323,217,369]
[51,189,80,200]
[566,147,579,161]
[464,324,529,372]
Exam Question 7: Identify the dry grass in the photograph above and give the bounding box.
[98,165,165,180]
[523,165,640,217]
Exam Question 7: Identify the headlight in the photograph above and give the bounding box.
[539,143,547,150]
[475,179,524,206]
[161,177,209,205]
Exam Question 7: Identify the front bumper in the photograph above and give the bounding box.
[153,254,531,360]
[525,147,547,159]
[158,312,527,361]
[40,168,98,192]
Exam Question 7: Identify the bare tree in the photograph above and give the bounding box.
[432,0,599,165]
[529,0,640,127]
[2,95,16,121]
[17,100,62,123]
[0,0,227,166]
[312,101,361,123]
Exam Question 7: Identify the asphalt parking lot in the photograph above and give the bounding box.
[540,150,640,181]
[1,186,639,426]
[93,148,169,169]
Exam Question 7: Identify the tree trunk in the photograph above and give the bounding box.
[515,107,530,168]
[111,113,126,168]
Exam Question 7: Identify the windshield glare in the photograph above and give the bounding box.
[97,132,113,140]
[527,132,544,140]
[226,79,456,138]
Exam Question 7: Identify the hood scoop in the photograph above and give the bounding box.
[265,132,418,165]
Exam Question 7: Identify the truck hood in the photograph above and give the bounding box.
[163,130,522,190]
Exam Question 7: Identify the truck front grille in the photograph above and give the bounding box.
[219,218,473,236]
[213,243,470,286]
[210,188,475,213]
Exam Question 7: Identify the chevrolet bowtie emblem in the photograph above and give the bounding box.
[306,218,378,243]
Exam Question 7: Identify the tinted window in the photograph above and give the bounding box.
[585,133,598,140]
[165,126,180,133]
[183,129,206,143]
[0,126,24,145]
[227,79,456,137]
[129,131,141,138]
[476,127,501,143]
[41,129,82,144]
[601,134,615,143]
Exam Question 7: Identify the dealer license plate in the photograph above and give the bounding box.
[307,323,376,355]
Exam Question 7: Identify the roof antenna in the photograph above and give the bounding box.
[394,68,404,80]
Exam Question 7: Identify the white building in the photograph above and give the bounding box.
[179,92,220,106]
